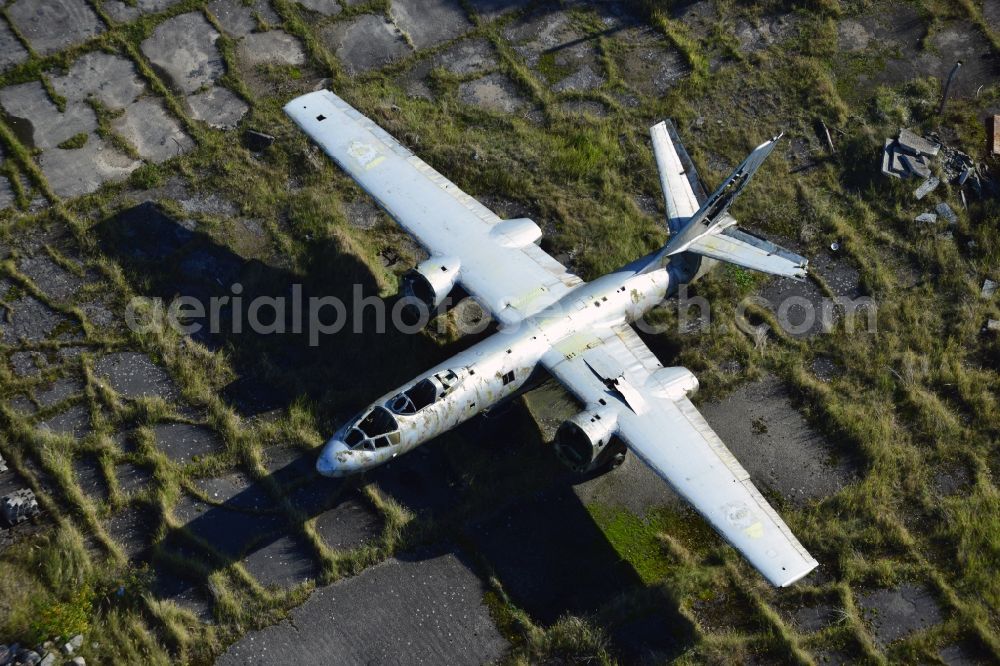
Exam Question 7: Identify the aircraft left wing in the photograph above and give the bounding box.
[542,325,818,587]
[285,90,582,325]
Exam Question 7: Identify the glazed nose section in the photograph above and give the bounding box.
[316,438,352,477]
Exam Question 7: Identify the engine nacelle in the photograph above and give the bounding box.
[489,218,542,248]
[647,366,699,400]
[554,405,622,473]
[402,256,461,309]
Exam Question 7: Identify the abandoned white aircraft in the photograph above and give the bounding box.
[285,90,816,587]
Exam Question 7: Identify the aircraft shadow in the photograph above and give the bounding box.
[96,202,695,661]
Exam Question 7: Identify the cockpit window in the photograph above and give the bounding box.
[387,370,462,415]
[345,407,400,450]
[358,407,397,437]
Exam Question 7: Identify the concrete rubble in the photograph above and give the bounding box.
[935,202,957,224]
[987,319,1000,333]
[1,633,88,665]
[881,127,990,202]
[1,489,39,526]
[983,279,997,299]
[991,115,999,156]
[914,212,937,224]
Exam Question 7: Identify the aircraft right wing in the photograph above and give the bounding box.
[542,324,818,587]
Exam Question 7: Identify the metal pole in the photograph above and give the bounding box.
[938,61,962,114]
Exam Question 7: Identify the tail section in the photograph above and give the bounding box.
[645,122,807,281]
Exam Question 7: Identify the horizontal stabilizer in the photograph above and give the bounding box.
[686,226,808,280]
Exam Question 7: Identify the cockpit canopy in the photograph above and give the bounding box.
[387,369,461,415]
[343,406,400,451]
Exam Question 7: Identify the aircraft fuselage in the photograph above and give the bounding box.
[316,262,676,476]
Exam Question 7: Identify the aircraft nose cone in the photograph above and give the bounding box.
[316,439,351,477]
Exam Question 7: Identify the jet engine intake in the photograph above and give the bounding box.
[554,406,623,473]
[402,256,461,309]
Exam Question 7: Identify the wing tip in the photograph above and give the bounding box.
[774,559,819,587]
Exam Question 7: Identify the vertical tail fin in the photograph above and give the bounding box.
[659,134,782,258]
[645,125,807,280]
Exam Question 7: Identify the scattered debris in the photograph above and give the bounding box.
[990,115,999,156]
[0,455,6,474]
[983,279,997,299]
[914,212,937,224]
[935,202,957,224]
[1,489,40,526]
[818,119,835,153]
[242,129,274,152]
[914,176,940,200]
[830,241,840,252]
[987,319,1000,333]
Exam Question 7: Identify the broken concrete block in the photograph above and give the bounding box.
[935,202,957,224]
[991,116,999,156]
[898,127,940,157]
[881,139,900,179]
[40,652,56,666]
[0,454,7,473]
[914,176,940,200]
[987,319,1000,332]
[901,153,931,179]
[68,635,83,651]
[2,488,40,525]
[983,279,997,299]
[914,212,937,224]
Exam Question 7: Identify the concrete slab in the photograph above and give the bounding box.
[734,14,801,53]
[296,0,342,16]
[0,19,29,72]
[390,0,472,50]
[504,8,603,90]
[0,81,97,151]
[0,176,14,210]
[149,568,213,621]
[112,98,194,163]
[7,0,105,56]
[615,39,688,97]
[237,31,306,67]
[103,0,181,23]
[50,52,145,110]
[699,376,856,506]
[1,296,66,343]
[93,351,179,400]
[560,100,609,118]
[35,377,85,407]
[9,351,45,377]
[208,0,279,37]
[104,503,158,559]
[313,493,383,551]
[858,583,945,647]
[217,550,508,665]
[38,404,91,437]
[193,471,273,511]
[321,14,412,75]
[141,13,225,95]
[240,533,320,588]
[458,73,527,113]
[73,455,109,504]
[188,86,249,130]
[173,494,282,558]
[115,462,153,494]
[39,136,141,198]
[432,36,497,75]
[18,255,84,302]
[153,423,224,464]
